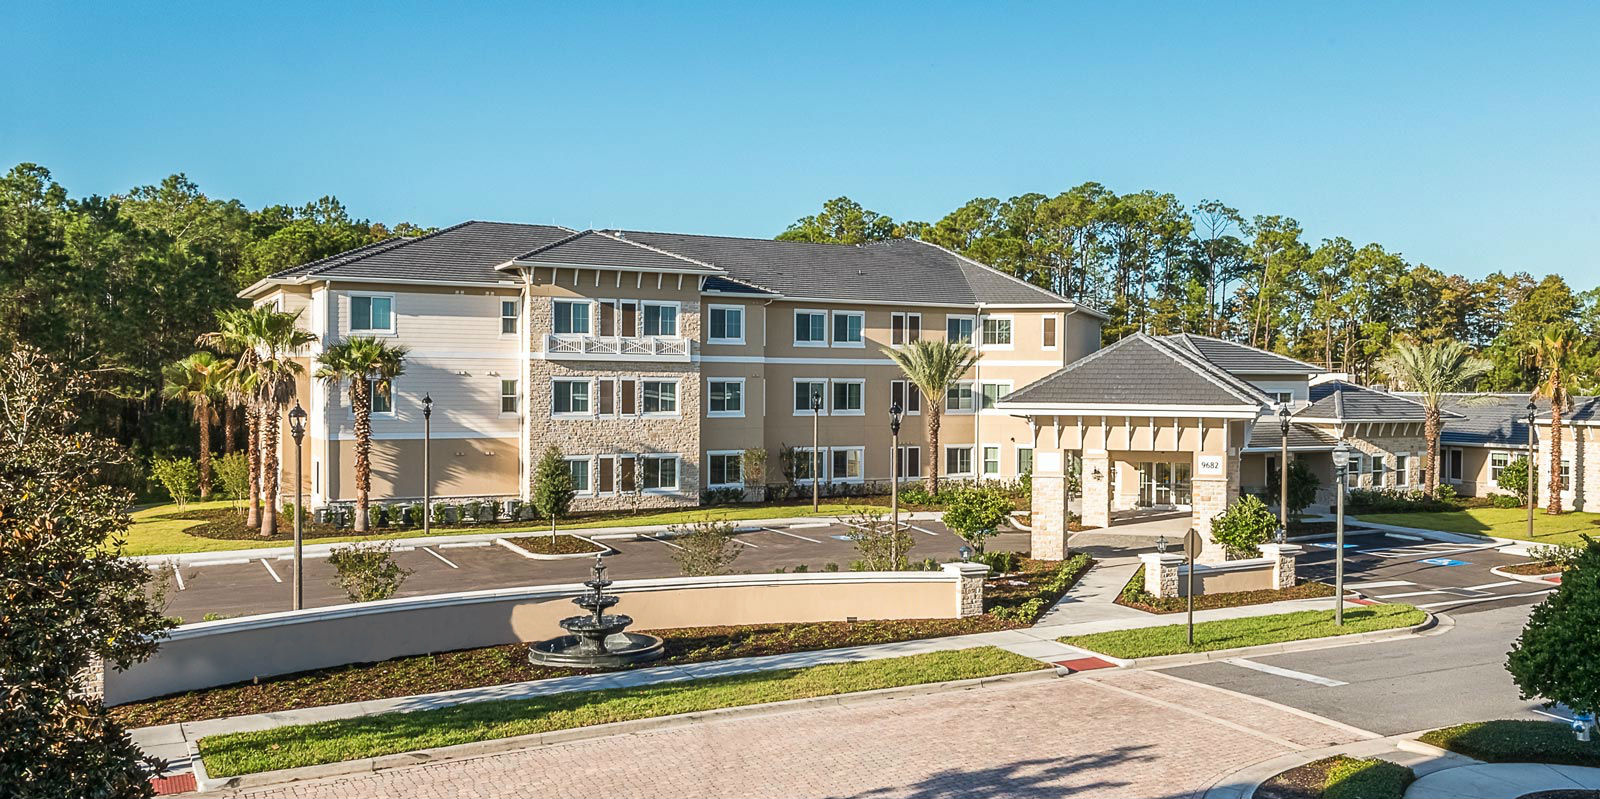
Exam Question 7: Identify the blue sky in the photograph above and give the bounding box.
[4,2,1597,289]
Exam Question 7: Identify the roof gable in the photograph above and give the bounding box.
[1300,381,1443,422]
[264,221,572,285]
[1164,334,1324,375]
[1001,333,1268,408]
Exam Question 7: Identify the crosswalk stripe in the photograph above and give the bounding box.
[1345,580,1415,589]
[1374,590,1448,599]
[1418,589,1555,609]
[1222,658,1348,686]
[1460,580,1520,591]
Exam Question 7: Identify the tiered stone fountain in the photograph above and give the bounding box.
[528,553,665,668]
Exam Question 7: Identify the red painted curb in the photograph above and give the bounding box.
[152,773,196,795]
[1054,656,1116,673]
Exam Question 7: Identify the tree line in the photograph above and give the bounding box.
[777,193,1600,391]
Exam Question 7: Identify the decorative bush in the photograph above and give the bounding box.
[214,451,249,505]
[1489,493,1523,509]
[1209,495,1279,559]
[327,540,413,602]
[987,553,1093,623]
[533,446,575,535]
[977,550,1021,574]
[430,502,451,525]
[941,485,1013,554]
[1509,537,1600,720]
[842,509,916,570]
[666,517,742,576]
[150,456,199,507]
[1346,487,1459,514]
[1497,456,1534,505]
[701,487,744,506]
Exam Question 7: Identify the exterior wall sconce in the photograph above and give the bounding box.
[1092,467,1104,481]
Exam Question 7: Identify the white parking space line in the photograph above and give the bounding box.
[1373,590,1448,599]
[790,522,830,529]
[1461,580,1520,591]
[172,563,185,591]
[908,524,940,536]
[1418,588,1555,609]
[1222,657,1348,687]
[260,558,282,583]
[732,537,761,548]
[642,534,684,550]
[420,547,459,568]
[438,541,492,549]
[1345,580,1415,590]
[761,527,822,544]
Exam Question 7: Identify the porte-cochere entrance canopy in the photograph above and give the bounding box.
[998,333,1287,564]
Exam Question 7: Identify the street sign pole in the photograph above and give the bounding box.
[1184,527,1198,646]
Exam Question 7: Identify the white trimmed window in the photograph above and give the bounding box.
[831,447,864,482]
[891,380,921,415]
[707,305,744,344]
[1347,453,1365,488]
[553,378,591,415]
[642,380,678,415]
[1371,454,1386,485]
[982,445,1001,477]
[350,294,394,333]
[896,446,922,479]
[642,302,678,336]
[641,455,679,491]
[367,378,394,416]
[500,379,518,415]
[979,382,1011,410]
[1396,454,1410,486]
[946,314,976,345]
[500,300,518,335]
[831,310,865,347]
[794,447,822,482]
[1017,446,1034,475]
[706,451,743,488]
[946,381,976,413]
[794,379,826,414]
[707,378,744,417]
[980,315,1013,347]
[565,457,592,493]
[831,379,865,415]
[1489,451,1511,482]
[553,299,591,335]
[794,310,827,346]
[891,312,921,346]
[946,446,974,477]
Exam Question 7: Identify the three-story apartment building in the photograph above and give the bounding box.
[242,221,1105,511]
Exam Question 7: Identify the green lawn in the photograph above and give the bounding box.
[197,646,1044,778]
[1356,507,1600,547]
[1060,604,1425,659]
[122,500,884,557]
[1420,720,1600,767]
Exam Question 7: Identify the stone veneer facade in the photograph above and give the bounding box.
[1537,422,1596,513]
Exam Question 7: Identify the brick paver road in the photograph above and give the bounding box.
[228,668,1369,799]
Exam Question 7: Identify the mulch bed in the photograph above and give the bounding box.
[1503,561,1565,576]
[1257,756,1341,799]
[108,616,1019,728]
[1116,565,1336,614]
[505,534,607,555]
[1519,792,1600,799]
[164,507,347,542]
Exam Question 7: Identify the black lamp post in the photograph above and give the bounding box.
[811,391,824,512]
[1331,440,1351,626]
[422,393,433,536]
[1526,400,1537,541]
[889,401,904,536]
[1278,403,1292,540]
[288,402,307,611]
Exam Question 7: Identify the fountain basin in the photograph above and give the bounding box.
[528,631,665,668]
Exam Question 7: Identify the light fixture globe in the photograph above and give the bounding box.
[1332,440,1351,470]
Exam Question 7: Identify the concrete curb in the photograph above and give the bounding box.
[1489,564,1563,585]
[1070,612,1442,671]
[190,666,1060,794]
[493,535,611,560]
[1198,731,1484,799]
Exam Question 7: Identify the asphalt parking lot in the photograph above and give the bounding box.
[158,520,1032,622]
[1295,529,1556,614]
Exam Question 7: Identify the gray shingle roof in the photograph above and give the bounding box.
[619,232,1079,306]
[1421,394,1542,448]
[266,221,573,284]
[1245,421,1339,451]
[1300,381,1440,422]
[1001,334,1268,407]
[1565,397,1600,424]
[514,230,723,273]
[1164,334,1324,375]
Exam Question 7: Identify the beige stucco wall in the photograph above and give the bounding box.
[1535,422,1597,512]
[104,573,967,705]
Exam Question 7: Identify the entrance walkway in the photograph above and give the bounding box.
[1405,762,1600,798]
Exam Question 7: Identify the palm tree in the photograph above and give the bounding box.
[884,339,979,493]
[1530,325,1580,515]
[200,308,269,528]
[1377,339,1490,497]
[162,351,230,499]
[316,337,409,533]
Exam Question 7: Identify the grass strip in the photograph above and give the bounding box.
[1420,720,1600,767]
[1059,604,1424,659]
[1322,756,1414,799]
[198,646,1045,778]
[1355,508,1600,548]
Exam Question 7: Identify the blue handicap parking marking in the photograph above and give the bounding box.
[1420,557,1469,566]
[1310,542,1360,549]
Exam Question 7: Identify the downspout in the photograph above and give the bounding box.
[975,302,984,481]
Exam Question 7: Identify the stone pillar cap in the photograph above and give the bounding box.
[1260,543,1304,555]
[942,561,991,576]
[1139,552,1186,565]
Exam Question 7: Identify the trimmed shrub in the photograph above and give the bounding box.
[701,487,744,506]
[941,485,1013,554]
[667,517,742,576]
[1209,495,1278,559]
[327,540,413,602]
[214,451,249,504]
[1346,487,1459,514]
[1497,456,1534,505]
[1489,493,1523,509]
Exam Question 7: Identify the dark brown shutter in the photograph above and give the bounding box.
[620,379,636,415]
[619,456,636,491]
[599,379,615,415]
[601,301,617,336]
[621,302,638,337]
[599,457,614,492]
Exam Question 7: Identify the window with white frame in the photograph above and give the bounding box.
[1396,453,1410,486]
[946,381,975,413]
[500,379,518,414]
[946,446,974,476]
[1371,454,1386,485]
[890,380,922,415]
[979,382,1011,410]
[707,378,744,417]
[641,455,679,491]
[1560,459,1572,492]
[1490,451,1511,482]
[793,447,821,482]
[1017,446,1034,475]
[500,300,518,335]
[946,314,975,345]
[707,305,744,344]
[896,445,922,478]
[1346,453,1365,488]
[831,447,864,482]
[980,316,1013,347]
[566,457,592,493]
[1042,315,1058,349]
[891,312,921,346]
[794,310,826,345]
[982,445,1001,477]
[642,380,678,414]
[794,380,826,414]
[831,379,864,415]
[553,299,591,335]
[553,379,590,414]
[831,310,864,346]
[1447,448,1464,481]
[706,452,742,488]
[351,294,394,333]
[367,378,394,415]
[642,302,678,337]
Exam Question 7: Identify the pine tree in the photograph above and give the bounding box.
[532,446,576,538]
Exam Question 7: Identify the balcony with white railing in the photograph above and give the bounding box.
[543,334,692,362]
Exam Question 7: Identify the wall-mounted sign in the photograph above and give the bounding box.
[1196,455,1224,476]
[1037,451,1062,473]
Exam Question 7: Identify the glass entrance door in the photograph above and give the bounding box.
[1136,461,1192,509]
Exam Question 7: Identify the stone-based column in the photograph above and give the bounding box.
[1031,463,1070,561]
[1260,543,1303,589]
[1139,552,1184,598]
[1081,451,1112,530]
[942,561,992,617]
[1190,476,1237,564]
